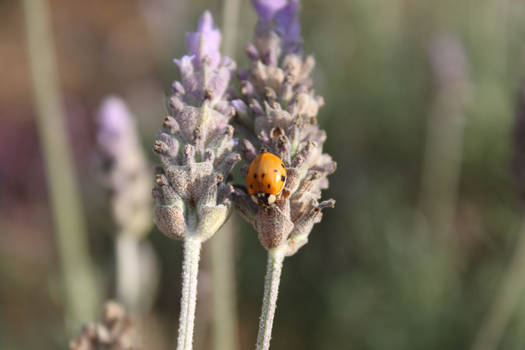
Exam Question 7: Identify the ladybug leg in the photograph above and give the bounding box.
[233,184,248,192]
[251,194,258,204]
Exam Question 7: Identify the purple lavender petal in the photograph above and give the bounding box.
[246,44,260,60]
[207,66,231,102]
[173,11,234,106]
[253,0,302,54]
[186,11,221,68]
[232,99,248,115]
[275,0,301,52]
[174,55,203,102]
[252,0,287,23]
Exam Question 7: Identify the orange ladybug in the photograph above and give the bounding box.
[246,152,287,206]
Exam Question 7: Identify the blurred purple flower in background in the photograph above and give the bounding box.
[97,97,135,160]
[97,96,152,239]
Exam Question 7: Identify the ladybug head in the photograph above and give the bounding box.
[251,192,277,207]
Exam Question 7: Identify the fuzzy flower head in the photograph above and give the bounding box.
[97,96,153,238]
[233,0,336,256]
[153,12,240,242]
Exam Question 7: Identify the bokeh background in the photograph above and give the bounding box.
[2,0,525,349]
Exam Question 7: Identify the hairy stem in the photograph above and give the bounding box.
[177,236,202,350]
[22,0,99,330]
[256,248,285,350]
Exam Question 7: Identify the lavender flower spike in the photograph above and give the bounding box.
[233,1,336,349]
[97,97,159,315]
[152,11,240,350]
[97,96,153,239]
[235,0,335,262]
[154,10,238,246]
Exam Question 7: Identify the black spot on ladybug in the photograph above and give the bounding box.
[273,169,278,173]
[250,184,253,188]
[253,173,257,178]
[281,175,285,182]
[267,184,271,189]
[262,173,265,178]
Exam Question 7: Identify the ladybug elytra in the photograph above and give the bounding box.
[246,152,287,206]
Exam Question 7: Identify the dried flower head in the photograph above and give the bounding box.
[152,11,240,241]
[97,96,153,238]
[233,0,336,255]
[69,301,137,350]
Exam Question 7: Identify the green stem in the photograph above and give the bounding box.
[256,249,285,350]
[221,0,241,58]
[419,36,468,242]
[116,234,141,313]
[471,221,525,350]
[207,2,242,350]
[177,237,202,350]
[210,218,239,350]
[22,0,99,330]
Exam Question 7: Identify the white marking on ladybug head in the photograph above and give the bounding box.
[267,194,276,205]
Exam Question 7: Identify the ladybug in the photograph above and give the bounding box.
[246,152,287,206]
